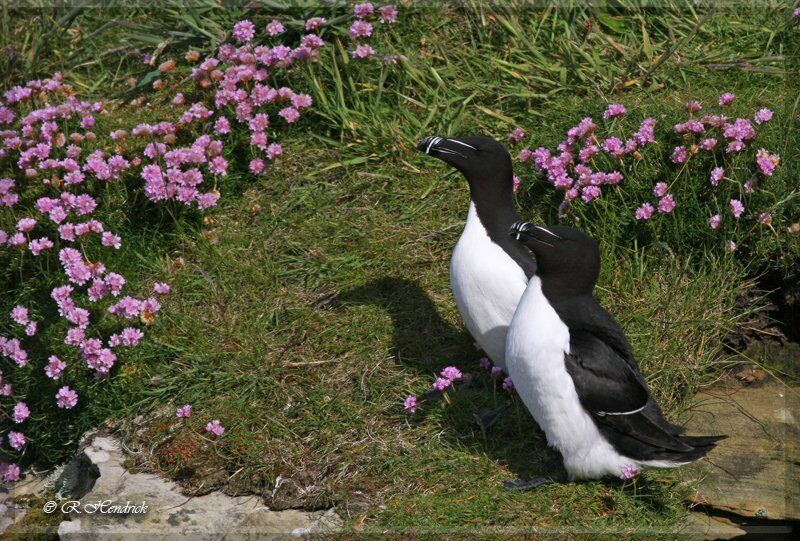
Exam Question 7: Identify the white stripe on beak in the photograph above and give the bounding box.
[426,136,441,154]
[446,139,477,150]
[535,226,561,239]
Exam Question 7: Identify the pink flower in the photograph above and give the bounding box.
[602,137,624,156]
[723,118,756,141]
[205,419,225,436]
[349,20,373,39]
[508,128,525,142]
[699,138,717,151]
[620,464,640,480]
[603,103,626,119]
[13,402,30,423]
[652,182,668,198]
[351,44,377,59]
[403,395,417,413]
[305,17,327,31]
[756,148,779,176]
[113,327,144,347]
[518,148,533,162]
[432,377,451,391]
[709,214,722,230]
[8,431,26,451]
[513,175,521,192]
[685,100,702,113]
[266,143,283,160]
[490,366,503,377]
[11,305,29,325]
[45,355,66,379]
[718,93,735,106]
[7,233,25,247]
[291,93,313,109]
[16,217,36,232]
[754,108,773,125]
[479,356,491,370]
[104,272,125,296]
[1,463,20,482]
[730,199,745,218]
[581,185,601,203]
[266,19,285,37]
[727,240,737,252]
[214,116,230,135]
[658,194,676,214]
[759,212,772,226]
[502,376,514,392]
[153,282,171,294]
[441,366,463,381]
[635,203,655,221]
[177,404,192,418]
[354,2,375,19]
[249,159,265,174]
[710,167,724,186]
[232,20,256,43]
[726,141,744,153]
[671,146,687,164]
[102,232,121,249]
[25,321,37,336]
[379,5,398,24]
[278,107,300,123]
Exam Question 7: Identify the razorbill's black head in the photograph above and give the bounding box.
[510,222,599,295]
[416,136,526,262]
[416,136,513,193]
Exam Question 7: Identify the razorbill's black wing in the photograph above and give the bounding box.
[566,328,723,462]
[557,297,687,436]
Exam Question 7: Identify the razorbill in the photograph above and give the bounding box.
[416,136,535,371]
[505,221,724,484]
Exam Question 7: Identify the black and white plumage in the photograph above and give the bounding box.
[416,136,535,370]
[505,222,724,479]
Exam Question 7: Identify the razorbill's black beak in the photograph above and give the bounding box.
[416,136,477,160]
[510,222,563,247]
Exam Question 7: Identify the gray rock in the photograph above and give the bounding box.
[678,512,747,540]
[683,378,800,520]
[50,434,341,539]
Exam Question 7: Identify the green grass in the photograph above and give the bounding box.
[2,1,799,536]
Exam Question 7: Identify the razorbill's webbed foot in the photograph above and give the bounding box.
[503,476,556,491]
[471,402,511,434]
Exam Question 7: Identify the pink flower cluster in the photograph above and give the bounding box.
[185,20,326,179]
[0,74,176,475]
[636,183,675,221]
[348,3,400,61]
[518,111,650,214]
[2,15,382,476]
[512,92,782,252]
[666,95,779,231]
[432,364,463,391]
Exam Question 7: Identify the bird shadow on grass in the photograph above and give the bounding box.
[332,276,562,483]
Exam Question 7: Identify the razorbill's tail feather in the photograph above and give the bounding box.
[505,222,725,480]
